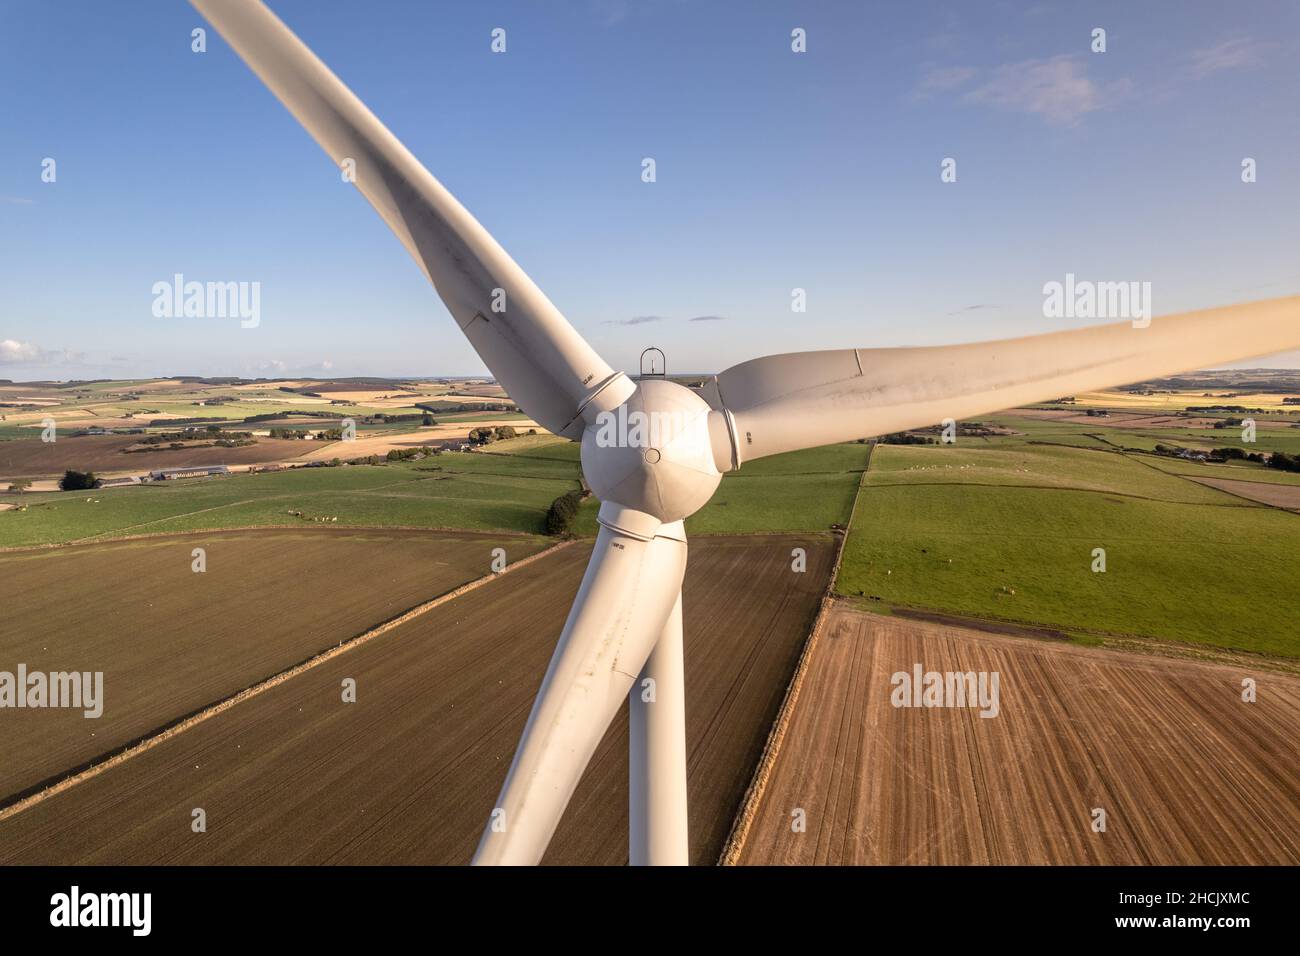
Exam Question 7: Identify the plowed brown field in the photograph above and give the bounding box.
[0,529,547,800]
[0,534,832,864]
[0,435,310,479]
[1189,476,1300,510]
[736,602,1300,865]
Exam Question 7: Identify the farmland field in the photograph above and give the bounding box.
[0,533,834,865]
[839,441,1300,658]
[0,457,582,547]
[0,439,867,547]
[0,376,525,462]
[736,603,1300,865]
[1143,453,1300,485]
[861,441,1233,503]
[570,442,872,536]
[980,410,1300,456]
[1186,476,1300,510]
[0,528,548,800]
[1072,388,1300,412]
[0,434,312,480]
[297,420,542,459]
[3,371,1298,868]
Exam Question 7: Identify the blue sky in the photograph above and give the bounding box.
[2,0,1298,380]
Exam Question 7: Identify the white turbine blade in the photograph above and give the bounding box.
[706,296,1300,465]
[473,522,688,865]
[189,0,630,437]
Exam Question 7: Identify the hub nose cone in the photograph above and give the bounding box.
[581,379,722,524]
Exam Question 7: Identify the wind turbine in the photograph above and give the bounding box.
[191,0,1300,866]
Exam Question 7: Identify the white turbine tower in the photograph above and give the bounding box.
[192,0,1300,866]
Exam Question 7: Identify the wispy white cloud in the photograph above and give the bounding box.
[0,339,81,366]
[960,55,1129,126]
[922,35,1272,125]
[607,314,727,326]
[0,339,42,363]
[248,357,334,376]
[605,315,663,326]
[1189,38,1269,78]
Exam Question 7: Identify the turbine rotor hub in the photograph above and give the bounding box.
[580,379,723,528]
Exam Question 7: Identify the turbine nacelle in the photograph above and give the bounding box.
[581,379,723,535]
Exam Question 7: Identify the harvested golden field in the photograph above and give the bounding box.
[0,397,60,407]
[1076,390,1300,411]
[231,380,312,391]
[0,528,547,801]
[1001,408,1244,429]
[306,389,429,404]
[0,534,832,864]
[299,421,543,460]
[735,602,1300,865]
[310,389,514,408]
[446,384,509,398]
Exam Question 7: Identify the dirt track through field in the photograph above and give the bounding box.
[736,602,1300,865]
[0,534,832,864]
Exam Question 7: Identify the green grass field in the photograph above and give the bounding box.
[0,439,870,547]
[864,442,1235,505]
[568,442,871,536]
[0,460,577,546]
[1142,454,1300,485]
[477,434,580,462]
[839,442,1300,658]
[983,411,1300,456]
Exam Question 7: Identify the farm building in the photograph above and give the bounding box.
[147,465,230,481]
[97,475,143,488]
